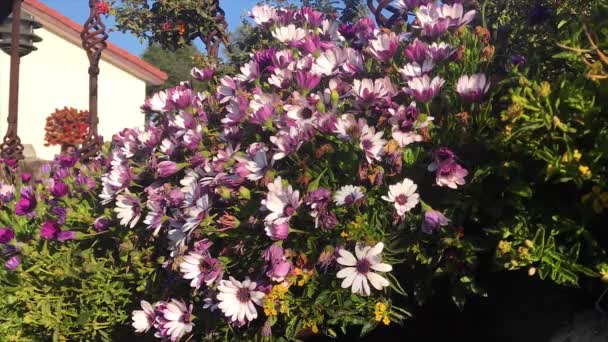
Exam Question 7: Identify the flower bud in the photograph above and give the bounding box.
[238,186,251,200]
[0,227,15,244]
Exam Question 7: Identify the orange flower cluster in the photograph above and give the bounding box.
[95,0,110,15]
[43,107,89,147]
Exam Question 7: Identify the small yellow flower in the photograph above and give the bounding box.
[374,302,390,324]
[311,323,319,334]
[579,165,592,179]
[517,246,530,258]
[497,240,512,255]
[340,231,349,238]
[573,149,582,162]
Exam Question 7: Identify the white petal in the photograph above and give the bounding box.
[361,277,371,296]
[370,263,392,272]
[337,250,357,266]
[340,269,357,289]
[351,274,363,294]
[366,272,390,290]
[336,267,356,279]
[355,244,370,260]
[366,242,384,258]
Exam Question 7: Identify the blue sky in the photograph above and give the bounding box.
[39,0,262,56]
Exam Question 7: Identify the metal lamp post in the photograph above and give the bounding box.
[0,0,42,161]
[79,0,108,160]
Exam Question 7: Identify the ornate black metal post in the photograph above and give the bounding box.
[366,0,403,29]
[200,0,230,59]
[79,0,107,160]
[0,0,24,161]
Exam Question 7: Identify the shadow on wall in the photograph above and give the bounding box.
[309,271,607,342]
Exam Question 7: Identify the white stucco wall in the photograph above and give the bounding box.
[0,25,147,160]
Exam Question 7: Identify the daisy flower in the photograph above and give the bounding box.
[404,75,445,103]
[261,177,301,224]
[156,299,194,341]
[250,5,277,25]
[217,277,265,324]
[333,185,365,206]
[359,123,386,164]
[368,31,401,61]
[114,192,142,228]
[382,178,420,216]
[456,73,490,102]
[132,300,156,333]
[336,242,393,296]
[272,24,307,43]
[179,252,224,289]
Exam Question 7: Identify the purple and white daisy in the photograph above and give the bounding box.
[235,147,270,181]
[428,148,468,189]
[442,2,476,28]
[382,178,420,216]
[388,103,433,147]
[191,66,215,82]
[265,221,290,241]
[427,42,455,62]
[250,5,277,25]
[422,209,450,234]
[270,127,303,161]
[236,60,260,83]
[217,277,265,324]
[311,47,345,76]
[456,73,490,102]
[272,24,306,43]
[435,161,469,189]
[404,75,445,103]
[114,191,142,228]
[0,183,15,203]
[217,76,239,104]
[15,186,37,216]
[404,38,428,63]
[368,31,401,61]
[261,177,301,225]
[155,299,194,341]
[352,78,394,107]
[359,123,386,164]
[336,242,393,296]
[415,3,450,38]
[180,252,224,289]
[333,185,365,206]
[131,300,156,333]
[399,59,435,79]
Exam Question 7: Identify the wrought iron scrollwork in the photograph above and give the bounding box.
[366,0,405,29]
[199,0,230,60]
[79,0,108,160]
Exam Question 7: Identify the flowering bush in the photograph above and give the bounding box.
[0,157,157,340]
[97,2,493,340]
[2,1,607,341]
[43,107,89,147]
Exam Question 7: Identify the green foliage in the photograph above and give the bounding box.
[0,240,135,341]
[340,0,368,24]
[457,0,608,286]
[482,0,604,79]
[108,0,228,52]
[142,45,201,95]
